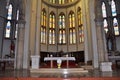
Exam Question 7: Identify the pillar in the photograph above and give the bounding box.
[34,0,41,56]
[15,0,26,69]
[23,0,32,69]
[30,0,41,68]
[88,0,99,68]
[95,0,108,62]
[16,20,25,69]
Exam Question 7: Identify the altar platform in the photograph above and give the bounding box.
[30,68,88,74]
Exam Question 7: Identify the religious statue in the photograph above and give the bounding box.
[10,40,15,58]
[106,30,115,51]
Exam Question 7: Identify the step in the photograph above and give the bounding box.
[81,65,94,70]
[30,68,88,74]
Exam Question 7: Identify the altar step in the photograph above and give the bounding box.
[30,68,88,74]
[81,65,94,70]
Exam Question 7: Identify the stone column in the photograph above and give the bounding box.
[23,0,32,69]
[95,0,113,72]
[95,0,108,62]
[16,20,25,69]
[88,0,99,68]
[14,0,26,69]
[30,0,41,69]
[82,0,89,65]
[34,0,41,56]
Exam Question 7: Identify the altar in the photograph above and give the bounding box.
[44,57,75,68]
[30,56,88,74]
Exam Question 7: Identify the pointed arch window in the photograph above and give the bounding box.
[113,18,119,35]
[58,13,66,44]
[5,4,13,38]
[49,12,56,44]
[102,2,107,18]
[5,21,11,38]
[103,19,108,33]
[111,0,117,16]
[69,11,76,44]
[102,0,120,36]
[102,2,109,34]
[41,9,47,44]
[78,7,84,43]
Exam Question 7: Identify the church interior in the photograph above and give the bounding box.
[0,0,120,79]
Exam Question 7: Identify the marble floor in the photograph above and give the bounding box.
[0,69,120,78]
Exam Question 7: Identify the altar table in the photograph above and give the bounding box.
[44,57,75,68]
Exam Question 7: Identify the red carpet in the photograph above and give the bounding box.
[0,77,120,80]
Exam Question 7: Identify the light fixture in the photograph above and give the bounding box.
[6,0,10,9]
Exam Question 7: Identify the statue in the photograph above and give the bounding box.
[106,30,115,51]
[10,40,15,58]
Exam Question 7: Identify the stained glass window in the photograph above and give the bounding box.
[58,13,66,44]
[102,2,107,18]
[5,21,11,38]
[111,0,117,16]
[49,12,55,44]
[50,0,56,3]
[102,2,109,34]
[69,11,76,44]
[5,4,12,38]
[41,9,47,44]
[7,4,12,20]
[59,0,65,4]
[113,18,119,35]
[103,19,108,33]
[78,7,84,43]
[102,0,119,36]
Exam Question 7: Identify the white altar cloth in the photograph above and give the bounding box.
[44,57,75,61]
